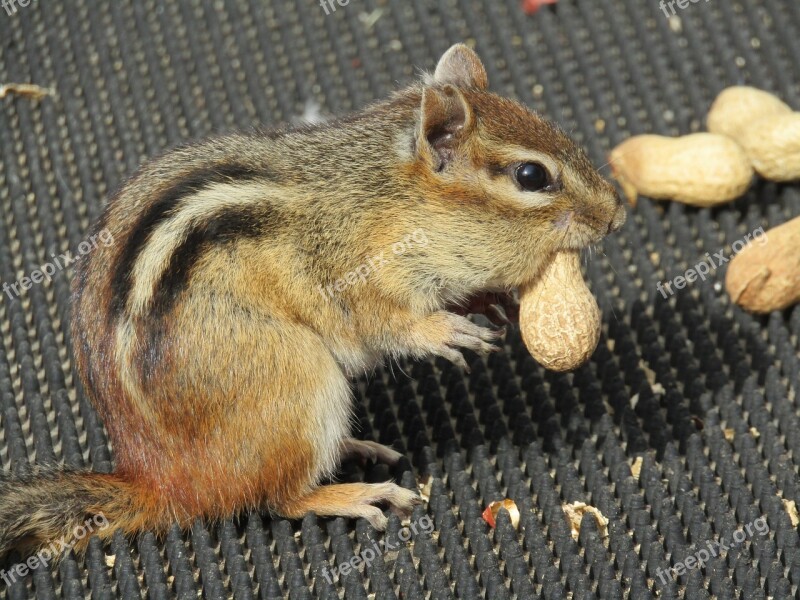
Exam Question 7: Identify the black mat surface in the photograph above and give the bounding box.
[1,1,800,598]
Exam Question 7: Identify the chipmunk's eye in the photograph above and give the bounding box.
[515,162,550,192]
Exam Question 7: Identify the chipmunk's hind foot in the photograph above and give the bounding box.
[276,482,421,531]
[339,438,404,466]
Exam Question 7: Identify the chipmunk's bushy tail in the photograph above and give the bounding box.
[0,468,166,560]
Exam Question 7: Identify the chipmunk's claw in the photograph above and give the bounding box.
[486,304,512,326]
[449,291,519,326]
[410,311,505,373]
[434,313,503,370]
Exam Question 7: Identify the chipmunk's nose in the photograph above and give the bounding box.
[607,192,626,234]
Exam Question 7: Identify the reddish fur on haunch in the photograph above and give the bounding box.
[0,44,624,560]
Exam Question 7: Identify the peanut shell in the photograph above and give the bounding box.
[730,113,800,182]
[708,86,800,181]
[726,216,800,313]
[519,251,600,372]
[707,86,792,138]
[609,133,753,207]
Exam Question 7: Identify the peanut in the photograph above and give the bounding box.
[707,86,792,136]
[609,133,753,207]
[727,114,800,182]
[707,86,800,182]
[519,251,600,372]
[726,216,800,313]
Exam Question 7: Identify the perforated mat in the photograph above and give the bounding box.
[1,1,800,598]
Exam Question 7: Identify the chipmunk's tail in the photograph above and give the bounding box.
[0,467,167,561]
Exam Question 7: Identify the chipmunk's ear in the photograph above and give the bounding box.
[434,44,488,90]
[418,84,475,171]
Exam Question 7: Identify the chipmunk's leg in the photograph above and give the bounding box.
[400,311,504,372]
[339,438,403,466]
[275,482,421,531]
[237,321,418,530]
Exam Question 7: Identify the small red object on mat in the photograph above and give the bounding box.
[522,0,558,14]
[482,499,520,529]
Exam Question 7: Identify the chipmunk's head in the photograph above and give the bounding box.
[408,44,625,287]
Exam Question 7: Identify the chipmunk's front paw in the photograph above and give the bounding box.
[449,290,520,326]
[415,312,503,372]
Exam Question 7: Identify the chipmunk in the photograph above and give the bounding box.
[0,44,625,559]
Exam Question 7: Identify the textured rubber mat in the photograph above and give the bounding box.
[1,0,800,598]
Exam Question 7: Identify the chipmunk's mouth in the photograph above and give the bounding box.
[552,211,598,248]
[554,203,625,249]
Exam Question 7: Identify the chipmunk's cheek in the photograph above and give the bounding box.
[553,211,574,231]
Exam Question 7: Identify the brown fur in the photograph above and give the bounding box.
[1,44,624,560]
